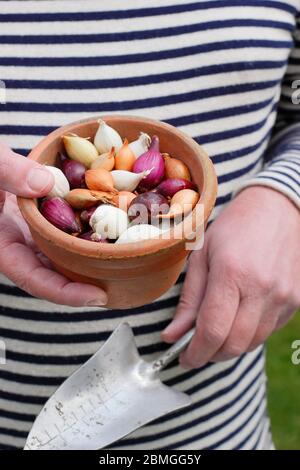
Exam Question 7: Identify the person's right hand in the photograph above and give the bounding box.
[0,142,108,307]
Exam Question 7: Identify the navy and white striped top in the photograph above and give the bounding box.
[0,0,299,450]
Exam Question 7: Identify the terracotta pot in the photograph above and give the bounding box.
[17,115,217,309]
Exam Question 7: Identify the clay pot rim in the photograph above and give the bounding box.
[17,115,217,260]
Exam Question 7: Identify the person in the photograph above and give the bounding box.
[0,0,300,450]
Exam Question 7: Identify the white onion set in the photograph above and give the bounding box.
[111,169,152,192]
[90,205,129,240]
[46,166,70,198]
[94,119,123,153]
[129,132,151,158]
[116,224,161,244]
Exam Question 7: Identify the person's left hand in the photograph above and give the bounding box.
[162,186,300,369]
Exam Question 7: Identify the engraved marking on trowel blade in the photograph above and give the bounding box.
[36,417,82,449]
[29,435,43,448]
[88,397,95,406]
[54,423,61,434]
[55,401,64,417]
[98,372,109,394]
[45,429,53,441]
[82,418,91,427]
[38,388,128,449]
[39,412,81,447]
[96,392,110,411]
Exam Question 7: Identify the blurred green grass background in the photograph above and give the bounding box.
[266,309,300,450]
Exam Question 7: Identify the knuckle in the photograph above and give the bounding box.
[14,270,32,295]
[223,341,245,358]
[219,254,243,281]
[203,323,225,346]
[274,285,290,305]
[256,273,273,293]
[178,294,193,310]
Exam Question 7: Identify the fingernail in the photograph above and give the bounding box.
[27,168,54,193]
[86,297,107,307]
[162,323,173,335]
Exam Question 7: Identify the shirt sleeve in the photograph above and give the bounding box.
[235,14,300,210]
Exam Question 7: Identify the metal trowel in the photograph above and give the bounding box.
[24,322,195,450]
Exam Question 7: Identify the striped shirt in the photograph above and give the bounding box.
[0,0,300,450]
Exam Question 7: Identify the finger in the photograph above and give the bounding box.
[162,247,208,343]
[0,142,54,197]
[0,214,107,307]
[211,296,265,362]
[180,270,240,369]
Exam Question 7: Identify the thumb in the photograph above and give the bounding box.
[162,246,208,343]
[0,142,54,197]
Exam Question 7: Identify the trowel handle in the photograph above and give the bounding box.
[151,327,196,372]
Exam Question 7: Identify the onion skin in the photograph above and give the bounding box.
[155,178,197,198]
[133,135,165,191]
[40,197,81,233]
[65,189,115,209]
[128,192,169,223]
[74,212,84,234]
[164,155,191,181]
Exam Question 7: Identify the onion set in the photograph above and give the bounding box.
[164,154,191,180]
[59,153,86,189]
[90,148,115,171]
[133,136,165,191]
[85,168,118,194]
[40,197,81,234]
[94,119,123,154]
[155,178,197,198]
[128,192,169,223]
[63,134,98,168]
[158,189,199,219]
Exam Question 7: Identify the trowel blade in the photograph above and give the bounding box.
[24,323,191,450]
